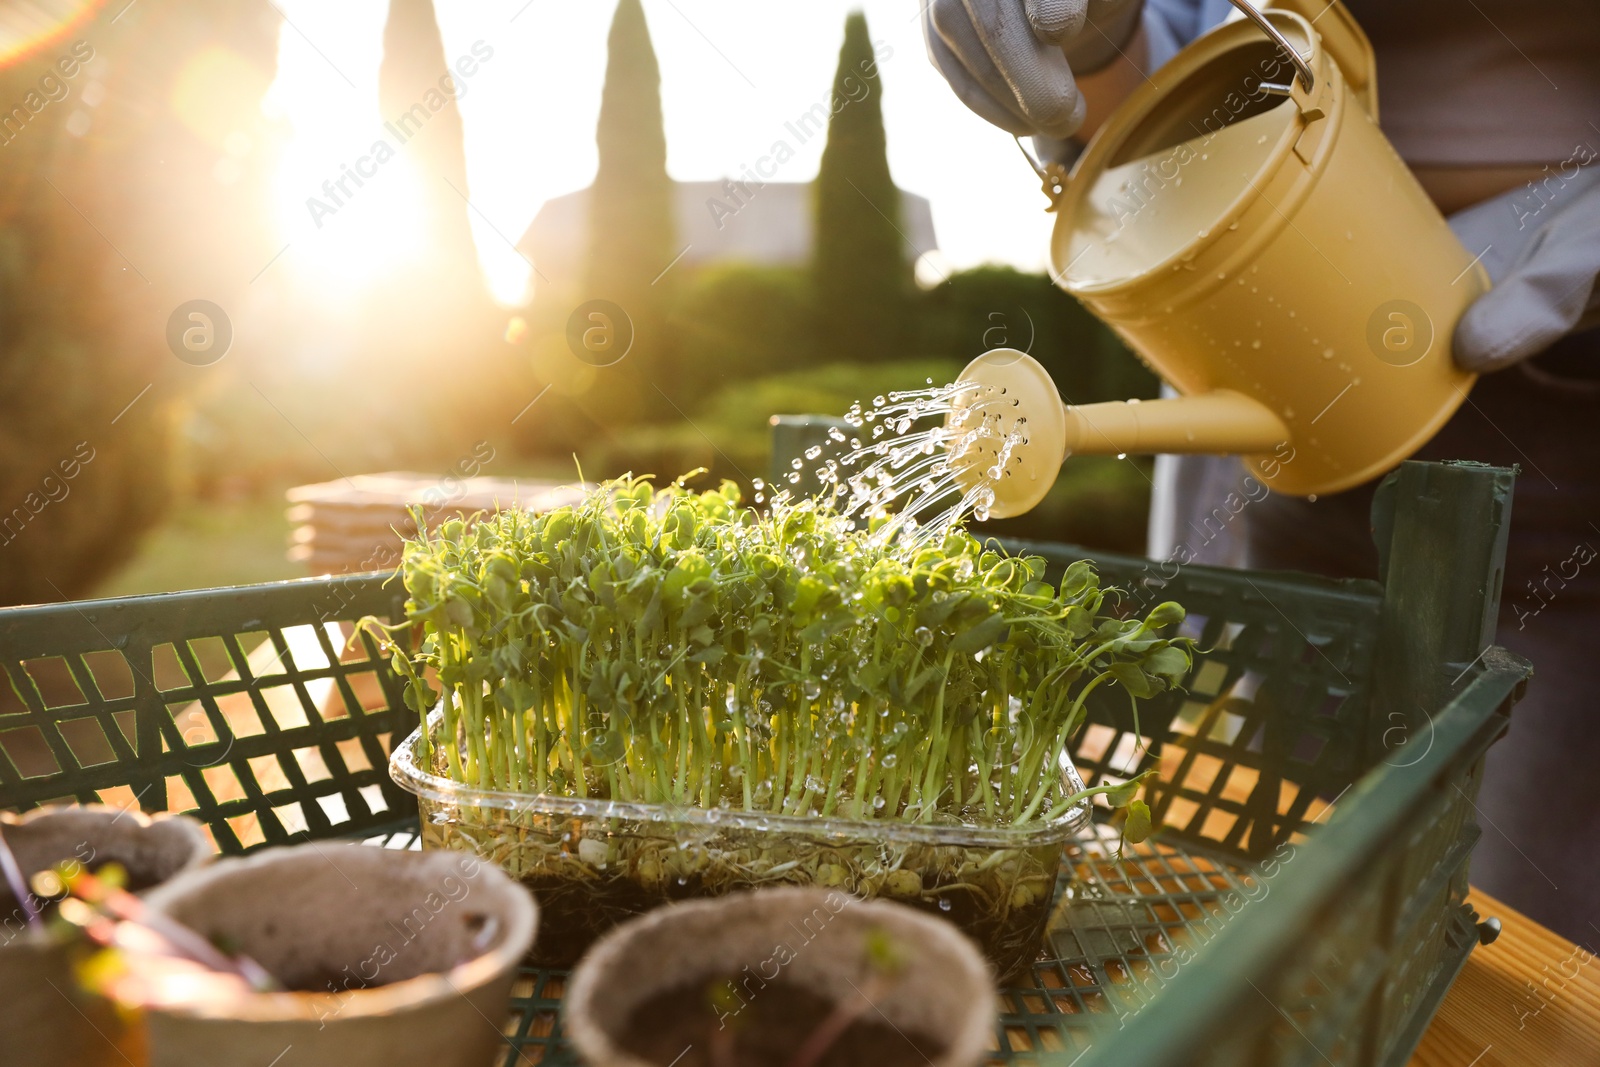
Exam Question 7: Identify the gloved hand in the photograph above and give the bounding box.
[1451,164,1600,373]
[922,0,1144,154]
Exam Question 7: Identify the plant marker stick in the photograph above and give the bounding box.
[67,867,282,992]
[0,826,41,928]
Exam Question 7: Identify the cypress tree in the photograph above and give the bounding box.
[379,0,480,288]
[373,0,506,446]
[585,0,675,403]
[812,11,909,364]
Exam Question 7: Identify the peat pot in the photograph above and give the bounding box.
[139,842,537,1067]
[0,805,211,1067]
[566,887,997,1067]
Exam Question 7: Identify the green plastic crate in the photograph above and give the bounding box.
[0,461,1529,1067]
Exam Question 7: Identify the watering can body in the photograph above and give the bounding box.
[956,1,1488,517]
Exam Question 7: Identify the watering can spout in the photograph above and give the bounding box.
[949,349,1290,519]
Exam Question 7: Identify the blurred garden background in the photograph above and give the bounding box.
[0,0,1158,607]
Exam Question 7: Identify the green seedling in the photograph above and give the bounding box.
[362,474,1191,826]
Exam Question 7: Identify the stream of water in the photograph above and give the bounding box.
[754,378,1029,550]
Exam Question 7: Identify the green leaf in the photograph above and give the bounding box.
[949,612,1008,655]
[1109,661,1157,698]
[1123,799,1153,845]
[676,598,713,630]
[915,593,962,629]
[1145,645,1190,686]
[1101,776,1144,808]
[1063,605,1094,638]
[1060,560,1097,598]
[403,679,438,714]
[1144,601,1185,631]
[663,551,711,606]
[444,596,474,629]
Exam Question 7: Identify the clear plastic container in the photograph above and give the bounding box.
[390,714,1092,978]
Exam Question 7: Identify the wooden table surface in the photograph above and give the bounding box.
[1410,889,1600,1066]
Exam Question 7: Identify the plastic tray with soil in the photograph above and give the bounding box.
[369,475,1192,977]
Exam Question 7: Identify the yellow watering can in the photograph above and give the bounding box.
[951,0,1488,518]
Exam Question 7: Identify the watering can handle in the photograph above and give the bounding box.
[1257,0,1378,116]
[1016,0,1375,202]
[1227,0,1314,93]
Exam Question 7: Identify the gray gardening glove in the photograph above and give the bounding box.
[1450,163,1600,373]
[922,0,1144,159]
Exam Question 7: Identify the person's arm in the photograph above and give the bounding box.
[1072,20,1150,142]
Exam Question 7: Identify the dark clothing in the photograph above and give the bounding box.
[1167,331,1600,943]
[1248,334,1600,942]
[1144,0,1600,167]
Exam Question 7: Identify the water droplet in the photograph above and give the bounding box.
[873,395,886,407]
[881,754,899,769]
[938,898,953,912]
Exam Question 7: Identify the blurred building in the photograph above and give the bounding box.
[518,179,937,289]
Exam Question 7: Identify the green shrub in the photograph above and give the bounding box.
[665,264,814,397]
[917,265,1159,405]
[591,360,962,485]
[973,458,1152,555]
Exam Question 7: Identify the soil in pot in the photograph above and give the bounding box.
[620,977,944,1067]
